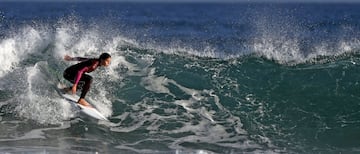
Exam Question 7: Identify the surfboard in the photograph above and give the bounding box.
[55,82,108,121]
[58,89,109,121]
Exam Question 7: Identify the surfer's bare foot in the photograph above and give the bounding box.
[78,98,93,108]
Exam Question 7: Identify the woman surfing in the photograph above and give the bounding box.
[62,53,111,107]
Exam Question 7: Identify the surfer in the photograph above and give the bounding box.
[63,53,111,107]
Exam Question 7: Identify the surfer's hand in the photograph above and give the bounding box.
[71,85,77,94]
[64,55,72,61]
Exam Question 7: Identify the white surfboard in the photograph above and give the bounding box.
[61,93,109,121]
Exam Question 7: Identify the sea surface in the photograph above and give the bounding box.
[1,1,360,153]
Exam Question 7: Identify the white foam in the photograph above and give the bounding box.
[139,68,220,123]
[0,39,16,77]
[0,123,71,142]
[15,62,78,124]
[112,66,262,151]
[54,17,81,58]
[87,86,113,117]
[102,36,143,78]
[167,119,260,150]
[141,68,172,95]
[143,42,220,59]
[0,26,49,78]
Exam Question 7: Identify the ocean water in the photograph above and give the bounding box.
[0,1,360,153]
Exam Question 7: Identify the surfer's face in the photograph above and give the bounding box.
[101,57,111,67]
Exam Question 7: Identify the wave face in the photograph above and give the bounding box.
[1,2,360,153]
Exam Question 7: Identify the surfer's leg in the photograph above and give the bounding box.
[79,74,93,99]
[63,71,75,83]
[63,71,85,92]
[64,71,93,107]
[77,74,93,107]
[62,71,76,93]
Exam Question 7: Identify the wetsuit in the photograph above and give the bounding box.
[63,57,100,99]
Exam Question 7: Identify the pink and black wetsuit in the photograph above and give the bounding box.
[63,57,100,99]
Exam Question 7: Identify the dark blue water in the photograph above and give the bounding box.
[1,1,360,153]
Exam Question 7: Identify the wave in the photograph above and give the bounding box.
[0,16,358,113]
[0,15,359,122]
[1,13,360,152]
[0,17,269,152]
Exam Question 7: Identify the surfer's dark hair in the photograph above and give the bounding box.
[99,53,111,60]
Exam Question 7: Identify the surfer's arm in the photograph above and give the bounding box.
[64,55,89,62]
